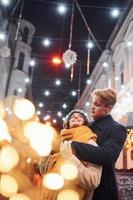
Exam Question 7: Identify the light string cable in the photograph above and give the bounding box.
[74,0,102,52]
[68,0,75,49]
[15,0,25,41]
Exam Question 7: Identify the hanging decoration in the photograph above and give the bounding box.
[87,48,90,75]
[62,49,77,67]
[62,0,77,81]
[0,46,11,58]
[87,35,91,75]
[74,0,102,75]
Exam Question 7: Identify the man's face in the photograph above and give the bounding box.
[69,113,85,128]
[90,97,111,120]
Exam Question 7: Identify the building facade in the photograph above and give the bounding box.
[0,11,35,100]
[75,2,133,170]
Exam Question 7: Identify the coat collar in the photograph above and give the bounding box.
[91,115,114,130]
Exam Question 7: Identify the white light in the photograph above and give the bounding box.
[46,115,50,119]
[62,103,67,109]
[65,63,71,68]
[29,59,36,66]
[0,0,10,6]
[53,119,57,123]
[102,62,108,68]
[87,41,94,49]
[62,117,66,121]
[86,79,92,85]
[24,78,30,83]
[115,76,119,81]
[13,98,35,120]
[111,8,120,18]
[85,101,90,106]
[44,90,50,96]
[18,88,23,93]
[43,38,50,46]
[55,79,61,86]
[43,173,64,190]
[57,111,62,117]
[36,110,41,115]
[0,32,6,40]
[58,4,66,14]
[24,122,54,156]
[38,102,44,108]
[126,41,132,47]
[43,115,50,121]
[121,84,125,89]
[71,91,77,96]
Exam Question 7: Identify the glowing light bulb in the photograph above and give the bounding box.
[42,173,64,190]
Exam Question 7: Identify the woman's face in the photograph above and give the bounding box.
[69,113,85,128]
[90,97,111,120]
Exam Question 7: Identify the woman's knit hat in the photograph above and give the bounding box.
[64,109,90,128]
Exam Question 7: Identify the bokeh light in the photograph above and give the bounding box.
[13,98,35,120]
[42,173,64,190]
[0,174,18,197]
[9,193,31,200]
[0,144,19,173]
[57,189,79,200]
[60,162,78,180]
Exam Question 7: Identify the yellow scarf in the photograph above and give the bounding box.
[60,125,97,143]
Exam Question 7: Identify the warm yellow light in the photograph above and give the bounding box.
[52,57,62,65]
[0,174,18,197]
[0,101,5,119]
[57,189,79,200]
[60,162,78,180]
[0,144,19,173]
[24,122,54,156]
[0,118,11,142]
[34,144,52,156]
[42,173,64,190]
[9,193,31,200]
[8,169,32,192]
[13,98,35,120]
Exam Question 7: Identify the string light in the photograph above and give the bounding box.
[43,38,50,46]
[0,32,6,41]
[125,128,133,149]
[0,0,10,6]
[111,8,120,18]
[57,4,67,14]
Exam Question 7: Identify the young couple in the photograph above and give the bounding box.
[42,88,127,200]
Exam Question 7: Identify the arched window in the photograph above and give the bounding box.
[17,52,25,70]
[13,89,18,96]
[23,27,29,43]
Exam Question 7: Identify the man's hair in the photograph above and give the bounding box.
[91,88,117,106]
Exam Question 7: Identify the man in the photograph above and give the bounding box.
[63,88,127,200]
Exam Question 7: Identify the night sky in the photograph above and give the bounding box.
[7,0,127,127]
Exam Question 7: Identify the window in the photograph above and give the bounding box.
[13,89,18,96]
[17,52,25,70]
[120,62,124,86]
[23,27,29,43]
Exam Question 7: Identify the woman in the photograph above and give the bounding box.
[41,109,102,200]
